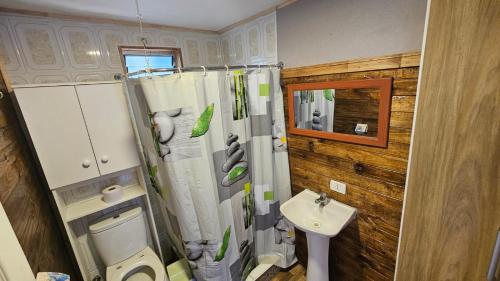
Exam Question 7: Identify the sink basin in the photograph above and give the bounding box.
[280,189,356,237]
[280,189,357,281]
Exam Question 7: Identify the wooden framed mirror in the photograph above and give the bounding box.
[287,78,392,147]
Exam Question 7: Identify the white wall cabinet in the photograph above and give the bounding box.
[14,82,140,189]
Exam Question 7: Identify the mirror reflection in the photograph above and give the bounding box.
[293,88,380,137]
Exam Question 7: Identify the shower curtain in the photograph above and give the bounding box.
[124,68,296,281]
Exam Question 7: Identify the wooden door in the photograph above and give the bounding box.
[75,83,140,175]
[395,0,500,280]
[14,86,100,188]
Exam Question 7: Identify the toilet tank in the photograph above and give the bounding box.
[89,206,148,266]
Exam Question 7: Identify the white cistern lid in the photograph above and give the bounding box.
[89,207,142,234]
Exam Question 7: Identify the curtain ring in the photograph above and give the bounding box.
[225,65,230,77]
[258,64,261,73]
[244,64,248,74]
[145,67,153,79]
[201,66,207,76]
[177,66,182,78]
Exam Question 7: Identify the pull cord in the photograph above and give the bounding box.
[135,0,152,78]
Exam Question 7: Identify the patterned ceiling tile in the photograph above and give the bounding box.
[0,23,21,71]
[61,26,100,68]
[233,31,245,64]
[33,74,70,84]
[130,31,158,46]
[160,34,179,47]
[205,39,220,66]
[0,37,10,65]
[74,73,106,82]
[98,29,128,68]
[14,22,65,70]
[8,75,29,85]
[1,12,277,85]
[183,38,202,66]
[264,20,277,57]
[247,25,260,59]
[221,37,231,65]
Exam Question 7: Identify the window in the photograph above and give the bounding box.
[119,46,183,78]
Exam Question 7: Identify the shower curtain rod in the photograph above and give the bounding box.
[123,62,284,78]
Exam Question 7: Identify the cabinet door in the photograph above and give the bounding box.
[14,86,100,188]
[75,83,140,175]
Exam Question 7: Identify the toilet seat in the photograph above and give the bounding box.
[106,247,166,281]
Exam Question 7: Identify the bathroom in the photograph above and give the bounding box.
[0,0,498,280]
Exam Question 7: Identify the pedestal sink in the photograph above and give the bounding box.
[280,189,357,281]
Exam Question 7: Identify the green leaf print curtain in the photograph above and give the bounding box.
[123,68,296,281]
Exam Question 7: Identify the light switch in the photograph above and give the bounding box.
[355,123,368,135]
[330,180,347,194]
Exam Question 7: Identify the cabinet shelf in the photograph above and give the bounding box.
[64,184,146,222]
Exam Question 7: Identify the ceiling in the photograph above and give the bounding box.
[0,0,283,31]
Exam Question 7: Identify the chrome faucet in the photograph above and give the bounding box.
[315,192,330,207]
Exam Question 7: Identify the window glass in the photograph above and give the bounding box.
[124,55,175,77]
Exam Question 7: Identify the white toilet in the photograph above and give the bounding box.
[89,206,167,281]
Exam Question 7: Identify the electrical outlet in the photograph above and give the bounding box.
[330,180,347,194]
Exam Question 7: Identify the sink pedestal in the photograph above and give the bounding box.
[306,232,330,281]
[280,189,357,281]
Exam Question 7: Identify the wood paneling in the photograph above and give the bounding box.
[395,0,500,280]
[281,53,420,280]
[281,52,420,79]
[0,64,78,278]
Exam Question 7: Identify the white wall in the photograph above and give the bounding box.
[0,12,221,85]
[277,0,427,67]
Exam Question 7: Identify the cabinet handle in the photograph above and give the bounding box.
[82,160,91,168]
[100,155,109,164]
[487,229,500,281]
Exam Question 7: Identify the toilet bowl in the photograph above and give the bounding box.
[106,247,165,281]
[89,206,167,281]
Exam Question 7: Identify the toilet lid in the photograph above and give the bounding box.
[107,248,165,281]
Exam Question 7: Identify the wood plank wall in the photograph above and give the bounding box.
[281,52,420,281]
[0,65,78,278]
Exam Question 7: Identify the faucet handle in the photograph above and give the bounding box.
[315,192,327,203]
